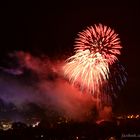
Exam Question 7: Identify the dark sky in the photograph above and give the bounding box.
[1,2,140,114]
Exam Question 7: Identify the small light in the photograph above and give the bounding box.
[76,136,79,139]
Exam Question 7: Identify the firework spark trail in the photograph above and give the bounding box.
[107,62,127,93]
[63,24,123,96]
[63,50,109,94]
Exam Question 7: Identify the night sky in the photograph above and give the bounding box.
[0,2,140,115]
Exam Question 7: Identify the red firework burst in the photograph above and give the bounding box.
[74,24,122,64]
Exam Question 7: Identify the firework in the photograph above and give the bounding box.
[106,62,127,94]
[63,49,109,94]
[63,24,124,95]
[75,24,121,64]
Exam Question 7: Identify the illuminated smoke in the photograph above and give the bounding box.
[0,51,97,122]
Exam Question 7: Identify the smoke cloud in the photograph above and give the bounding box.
[0,51,98,122]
